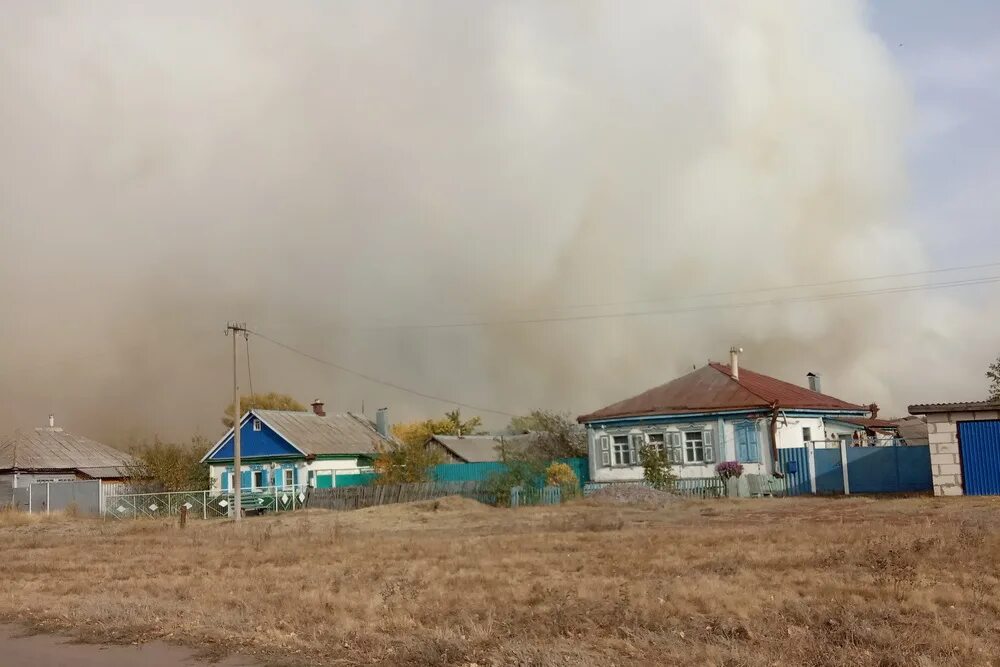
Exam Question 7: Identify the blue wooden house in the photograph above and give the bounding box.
[201,405,395,492]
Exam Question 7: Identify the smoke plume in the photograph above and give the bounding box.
[0,1,994,443]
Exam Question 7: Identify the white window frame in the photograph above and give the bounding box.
[611,434,634,467]
[226,472,234,491]
[252,470,264,489]
[684,431,705,463]
[252,419,262,432]
[646,432,666,457]
[283,468,294,487]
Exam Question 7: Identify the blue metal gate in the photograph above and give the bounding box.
[958,420,1000,495]
[814,449,845,494]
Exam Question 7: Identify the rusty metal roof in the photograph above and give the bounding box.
[0,426,136,476]
[908,400,1000,415]
[578,363,868,422]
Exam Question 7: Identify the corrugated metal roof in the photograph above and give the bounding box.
[254,410,393,456]
[908,400,1000,414]
[429,433,538,463]
[578,363,868,422]
[0,427,135,477]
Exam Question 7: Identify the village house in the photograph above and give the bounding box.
[578,349,877,483]
[425,433,539,463]
[0,415,135,489]
[201,401,395,491]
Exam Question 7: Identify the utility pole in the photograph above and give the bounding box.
[226,322,248,521]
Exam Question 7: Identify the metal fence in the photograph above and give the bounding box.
[583,478,726,498]
[12,480,103,515]
[103,485,310,520]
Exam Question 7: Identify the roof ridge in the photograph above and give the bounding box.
[708,362,775,407]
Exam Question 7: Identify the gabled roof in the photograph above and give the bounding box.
[255,410,391,456]
[204,409,395,462]
[0,426,135,477]
[428,433,538,463]
[909,400,1000,414]
[578,363,868,422]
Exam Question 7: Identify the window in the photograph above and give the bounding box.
[225,472,234,491]
[612,435,634,466]
[283,469,295,487]
[685,431,705,463]
[684,430,716,464]
[647,433,666,456]
[252,470,264,489]
[802,427,812,443]
[253,419,262,432]
[666,432,684,464]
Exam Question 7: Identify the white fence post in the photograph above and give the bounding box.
[840,439,851,495]
[806,442,817,495]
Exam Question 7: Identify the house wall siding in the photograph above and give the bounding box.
[210,456,372,492]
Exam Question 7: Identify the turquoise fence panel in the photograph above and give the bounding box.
[432,461,509,483]
[777,447,811,496]
[336,473,379,487]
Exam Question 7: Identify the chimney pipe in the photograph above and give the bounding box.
[729,346,742,381]
[310,400,326,417]
[807,373,822,394]
[375,407,389,438]
[48,414,55,428]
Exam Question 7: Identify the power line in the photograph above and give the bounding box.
[362,273,1000,330]
[244,332,255,406]
[246,328,518,418]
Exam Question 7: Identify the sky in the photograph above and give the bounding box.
[870,1,1000,265]
[0,1,998,444]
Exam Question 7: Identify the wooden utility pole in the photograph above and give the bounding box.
[227,322,248,521]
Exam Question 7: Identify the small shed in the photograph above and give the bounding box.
[908,400,1000,496]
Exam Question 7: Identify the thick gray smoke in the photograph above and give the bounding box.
[0,1,994,443]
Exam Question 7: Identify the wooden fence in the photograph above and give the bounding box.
[306,481,496,511]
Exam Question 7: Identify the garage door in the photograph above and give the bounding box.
[958,420,1000,495]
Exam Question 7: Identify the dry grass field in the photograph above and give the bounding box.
[2,495,1000,666]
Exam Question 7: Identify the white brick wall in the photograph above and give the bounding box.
[920,411,1000,497]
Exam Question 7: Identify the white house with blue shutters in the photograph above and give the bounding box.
[577,352,873,483]
[201,404,395,492]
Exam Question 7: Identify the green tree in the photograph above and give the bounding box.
[506,410,587,459]
[989,357,1000,401]
[639,443,675,491]
[123,437,211,492]
[391,409,483,448]
[222,392,307,428]
[372,438,445,485]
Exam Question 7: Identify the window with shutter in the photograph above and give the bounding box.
[612,435,633,466]
[599,435,611,467]
[684,431,705,463]
[647,433,666,456]
[630,433,645,464]
[667,432,683,464]
[703,430,715,463]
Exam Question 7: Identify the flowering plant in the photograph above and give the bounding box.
[715,461,744,480]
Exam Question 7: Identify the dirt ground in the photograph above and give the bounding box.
[0,624,258,667]
[2,495,1000,666]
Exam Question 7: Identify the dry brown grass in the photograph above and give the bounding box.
[2,495,1000,666]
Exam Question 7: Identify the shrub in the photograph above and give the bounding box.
[639,444,675,491]
[715,461,744,480]
[545,462,577,487]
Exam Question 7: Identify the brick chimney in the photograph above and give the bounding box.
[311,399,326,417]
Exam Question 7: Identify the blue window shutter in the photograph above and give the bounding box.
[748,428,760,462]
[221,470,228,491]
[261,469,269,488]
[736,427,748,462]
[241,470,251,491]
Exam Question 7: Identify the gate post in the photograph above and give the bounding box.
[806,442,817,494]
[840,440,851,495]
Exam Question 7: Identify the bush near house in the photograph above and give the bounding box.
[123,437,211,492]
[639,443,676,491]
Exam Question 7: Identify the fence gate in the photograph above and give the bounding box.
[958,420,1000,495]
